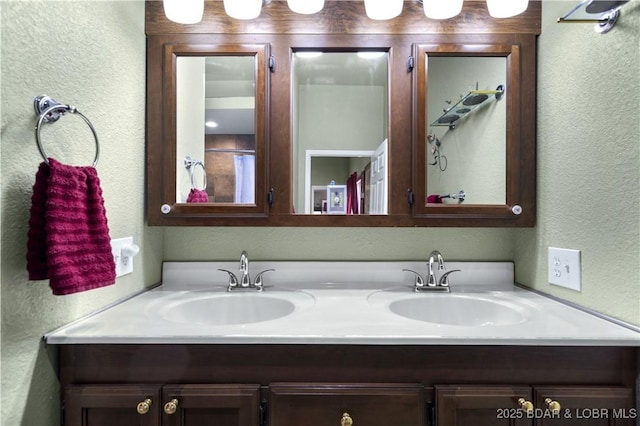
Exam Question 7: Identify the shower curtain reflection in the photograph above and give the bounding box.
[234,154,255,204]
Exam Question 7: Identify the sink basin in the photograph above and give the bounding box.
[155,291,315,326]
[388,294,528,326]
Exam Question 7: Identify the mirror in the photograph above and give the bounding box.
[426,56,507,205]
[291,51,389,215]
[146,41,269,223]
[146,0,539,226]
[412,41,531,222]
[176,55,256,205]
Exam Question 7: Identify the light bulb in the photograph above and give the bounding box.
[287,0,325,14]
[423,0,463,20]
[163,0,204,24]
[223,0,263,20]
[486,0,529,18]
[364,0,403,20]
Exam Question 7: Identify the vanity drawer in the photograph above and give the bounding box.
[269,383,424,426]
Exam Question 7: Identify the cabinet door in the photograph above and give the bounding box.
[534,386,635,426]
[162,384,260,426]
[436,385,533,426]
[269,383,424,426]
[65,384,161,426]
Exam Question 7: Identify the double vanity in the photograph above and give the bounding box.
[50,4,637,424]
[47,259,639,426]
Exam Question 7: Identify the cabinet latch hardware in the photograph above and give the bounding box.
[407,55,415,72]
[269,55,276,73]
[426,401,435,426]
[268,188,275,206]
[259,400,268,426]
[407,189,415,207]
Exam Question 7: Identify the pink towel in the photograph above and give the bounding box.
[26,158,116,295]
[427,194,443,204]
[186,188,209,203]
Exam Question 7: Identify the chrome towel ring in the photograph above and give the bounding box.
[184,156,207,190]
[33,95,100,167]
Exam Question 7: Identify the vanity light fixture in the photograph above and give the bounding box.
[486,0,529,18]
[364,0,403,20]
[223,0,263,20]
[287,0,325,15]
[205,121,219,128]
[162,0,204,24]
[422,0,464,20]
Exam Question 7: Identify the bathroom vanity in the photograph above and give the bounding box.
[47,262,640,426]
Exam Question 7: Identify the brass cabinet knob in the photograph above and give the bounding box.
[518,398,534,412]
[341,412,353,426]
[164,398,179,415]
[136,398,152,415]
[545,398,561,412]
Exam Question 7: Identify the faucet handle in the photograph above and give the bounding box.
[403,269,425,289]
[218,269,239,291]
[254,269,275,291]
[439,269,461,287]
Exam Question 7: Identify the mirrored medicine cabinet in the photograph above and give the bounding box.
[146,0,540,227]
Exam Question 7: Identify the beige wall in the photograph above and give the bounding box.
[0,2,163,425]
[515,1,640,326]
[1,1,639,426]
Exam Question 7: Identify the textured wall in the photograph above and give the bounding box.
[163,227,515,261]
[514,1,640,325]
[0,2,163,425]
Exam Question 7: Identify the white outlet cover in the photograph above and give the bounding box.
[111,236,134,278]
[548,247,581,292]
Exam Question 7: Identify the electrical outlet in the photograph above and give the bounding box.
[548,247,581,291]
[111,237,139,278]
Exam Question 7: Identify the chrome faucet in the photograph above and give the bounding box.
[427,250,445,287]
[219,251,274,291]
[403,250,460,292]
[239,250,251,287]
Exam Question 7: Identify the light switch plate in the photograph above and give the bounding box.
[111,237,134,277]
[548,247,581,291]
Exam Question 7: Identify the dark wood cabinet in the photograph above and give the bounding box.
[269,383,424,426]
[145,0,541,227]
[64,384,260,426]
[58,345,638,426]
[533,387,635,426]
[436,385,533,426]
[65,385,161,426]
[435,385,635,426]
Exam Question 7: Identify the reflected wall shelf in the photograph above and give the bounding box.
[557,0,629,33]
[431,85,504,131]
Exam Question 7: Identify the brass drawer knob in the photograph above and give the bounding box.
[545,398,561,412]
[518,398,534,412]
[341,412,353,426]
[164,398,179,415]
[136,398,152,415]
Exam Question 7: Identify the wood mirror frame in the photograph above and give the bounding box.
[145,0,540,227]
[412,38,536,226]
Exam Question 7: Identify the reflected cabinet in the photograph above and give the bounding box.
[146,0,540,226]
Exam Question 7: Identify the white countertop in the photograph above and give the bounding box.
[44,261,640,346]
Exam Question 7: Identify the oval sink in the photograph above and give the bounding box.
[156,292,314,326]
[389,295,528,326]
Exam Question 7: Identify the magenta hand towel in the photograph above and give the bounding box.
[26,158,116,295]
[186,188,209,203]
